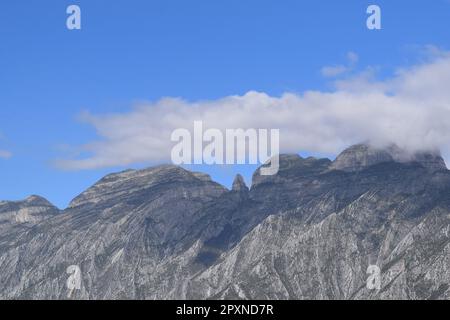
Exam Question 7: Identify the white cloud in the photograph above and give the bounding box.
[346,51,359,65]
[321,65,348,78]
[56,50,450,170]
[321,51,359,77]
[0,150,12,159]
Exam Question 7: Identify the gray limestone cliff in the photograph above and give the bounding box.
[0,144,449,300]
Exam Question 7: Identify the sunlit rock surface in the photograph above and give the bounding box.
[0,144,449,300]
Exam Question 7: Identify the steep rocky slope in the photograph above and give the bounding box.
[0,144,449,300]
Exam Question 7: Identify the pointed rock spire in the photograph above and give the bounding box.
[232,174,249,192]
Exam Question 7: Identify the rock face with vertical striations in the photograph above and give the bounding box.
[0,144,449,300]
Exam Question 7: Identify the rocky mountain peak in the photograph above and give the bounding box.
[0,195,59,228]
[24,195,55,206]
[68,164,226,209]
[330,143,447,172]
[330,144,394,172]
[232,174,249,192]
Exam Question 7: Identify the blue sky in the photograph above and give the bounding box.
[1,0,450,208]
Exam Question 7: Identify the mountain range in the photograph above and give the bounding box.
[0,144,449,300]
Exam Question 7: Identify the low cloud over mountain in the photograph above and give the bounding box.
[57,49,450,170]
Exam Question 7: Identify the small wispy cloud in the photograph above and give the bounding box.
[321,65,348,78]
[0,132,12,159]
[321,51,359,77]
[0,150,12,159]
